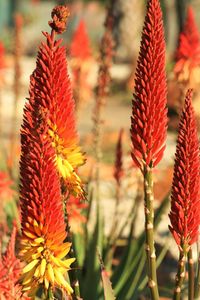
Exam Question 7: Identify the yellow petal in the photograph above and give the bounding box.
[54,269,73,294]
[46,263,54,284]
[40,258,47,277]
[44,277,49,290]
[23,259,39,274]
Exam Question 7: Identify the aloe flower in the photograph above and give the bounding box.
[130,0,167,170]
[31,5,85,198]
[130,1,167,298]
[0,225,29,299]
[70,19,93,111]
[174,6,200,86]
[70,19,92,60]
[169,89,200,250]
[20,112,75,296]
[19,6,80,296]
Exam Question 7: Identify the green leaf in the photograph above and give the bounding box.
[98,251,116,300]
[101,268,116,300]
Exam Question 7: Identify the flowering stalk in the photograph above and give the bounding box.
[188,248,195,300]
[110,129,124,238]
[169,89,200,300]
[130,0,167,298]
[10,13,23,173]
[92,0,115,195]
[19,5,87,298]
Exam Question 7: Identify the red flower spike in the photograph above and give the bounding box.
[113,129,124,185]
[70,19,92,60]
[169,89,200,250]
[0,41,5,70]
[174,6,200,83]
[0,225,30,299]
[20,109,75,295]
[130,0,167,170]
[29,15,85,198]
[49,5,70,34]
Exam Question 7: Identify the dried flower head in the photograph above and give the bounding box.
[169,89,200,251]
[20,111,75,296]
[113,129,124,185]
[174,6,200,85]
[49,5,70,34]
[130,0,167,170]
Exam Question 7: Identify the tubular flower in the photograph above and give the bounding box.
[0,225,29,300]
[169,89,200,251]
[130,0,167,170]
[174,6,200,85]
[20,108,75,296]
[29,8,85,198]
[113,129,124,185]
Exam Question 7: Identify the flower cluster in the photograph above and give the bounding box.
[174,6,200,86]
[70,19,93,110]
[19,5,85,297]
[169,89,200,250]
[130,0,167,170]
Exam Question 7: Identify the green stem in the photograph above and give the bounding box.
[46,287,53,300]
[188,248,194,300]
[194,249,200,299]
[173,250,186,300]
[143,166,159,300]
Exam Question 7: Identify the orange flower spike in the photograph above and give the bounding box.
[20,110,75,296]
[31,5,85,198]
[174,6,200,84]
[70,19,92,60]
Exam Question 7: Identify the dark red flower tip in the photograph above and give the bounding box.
[49,5,70,34]
[174,6,200,79]
[130,0,167,170]
[169,89,200,249]
[113,129,124,185]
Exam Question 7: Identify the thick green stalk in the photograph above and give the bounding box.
[194,251,200,299]
[188,248,194,300]
[173,250,186,300]
[143,166,159,300]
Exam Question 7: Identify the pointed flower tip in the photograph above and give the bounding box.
[169,89,200,250]
[131,0,167,169]
[49,5,70,34]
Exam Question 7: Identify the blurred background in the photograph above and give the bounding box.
[0,0,200,298]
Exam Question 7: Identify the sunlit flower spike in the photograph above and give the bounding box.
[20,109,75,297]
[31,5,85,199]
[169,89,200,251]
